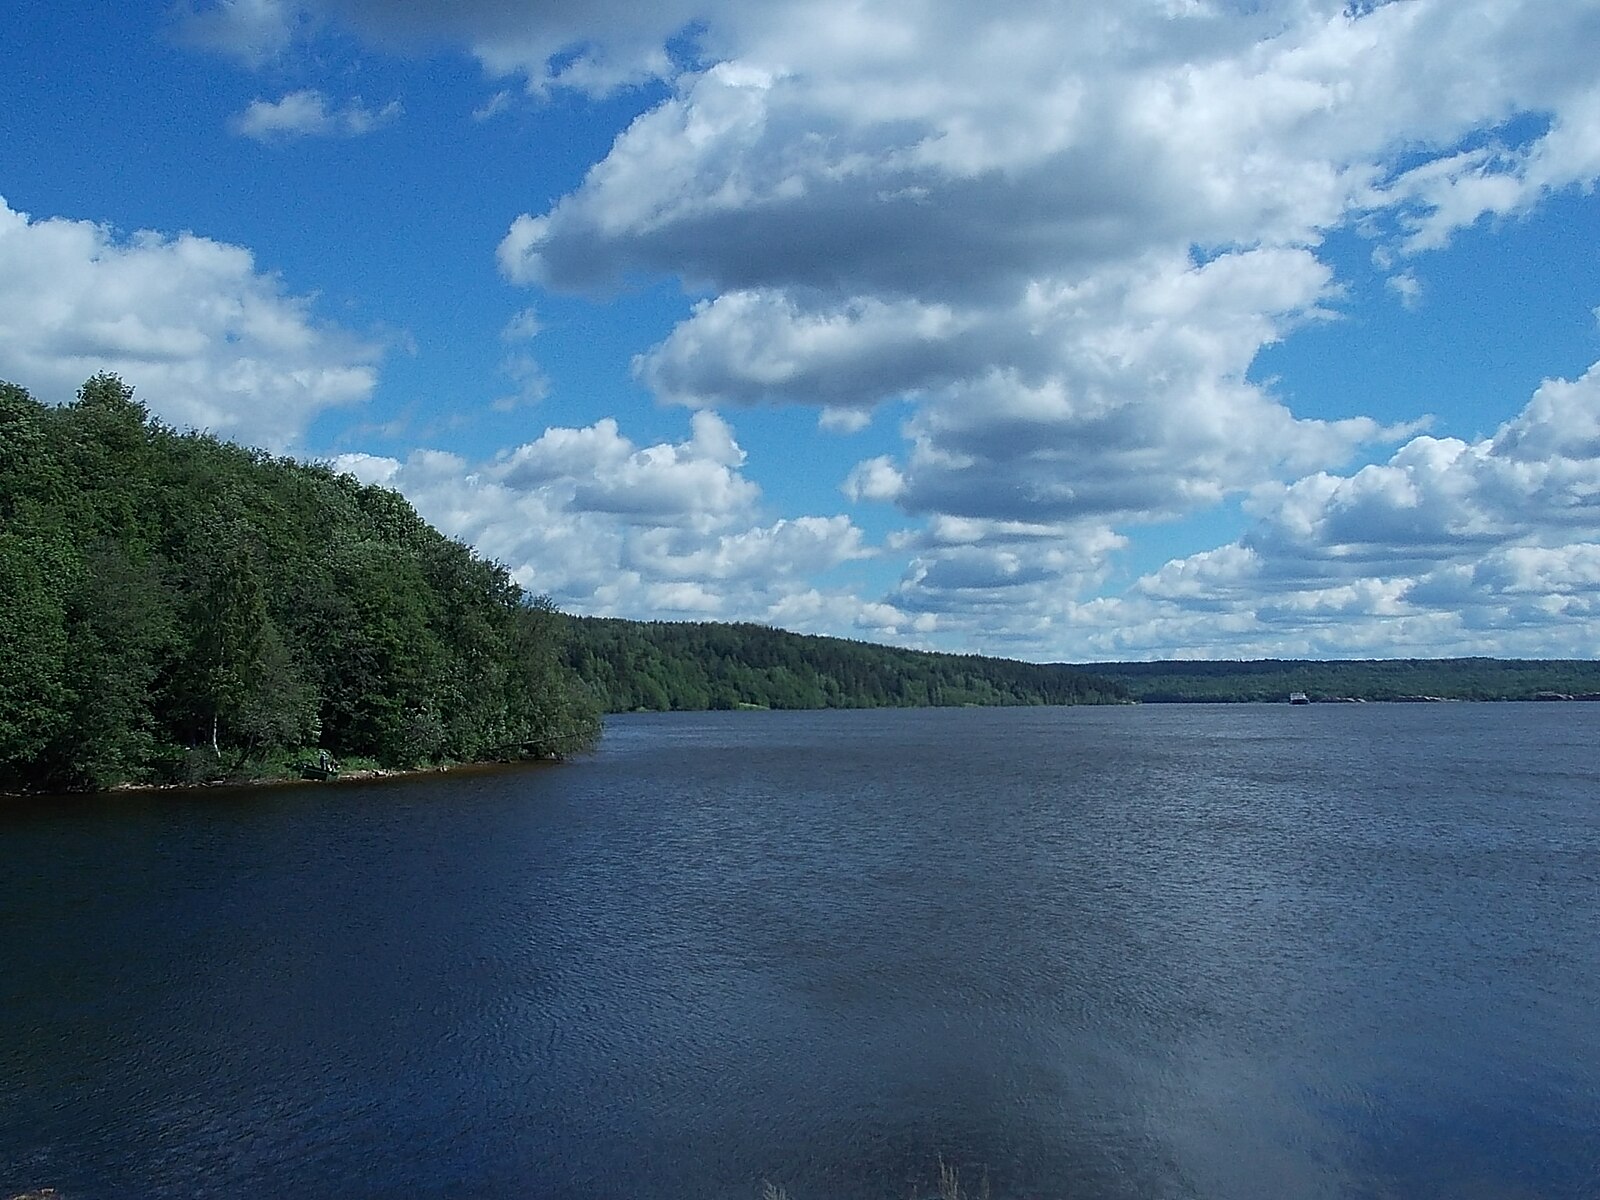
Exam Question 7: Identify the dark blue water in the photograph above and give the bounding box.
[3,704,1598,1199]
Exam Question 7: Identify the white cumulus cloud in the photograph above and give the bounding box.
[336,410,884,628]
[0,197,379,449]
[481,1,1600,610]
[181,0,1600,656]
[1096,362,1600,657]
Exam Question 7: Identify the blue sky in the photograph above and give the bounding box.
[3,0,1599,661]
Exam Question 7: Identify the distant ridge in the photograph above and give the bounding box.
[564,618,1131,712]
[562,620,1600,709]
[1078,658,1600,703]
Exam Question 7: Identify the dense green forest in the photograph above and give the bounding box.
[0,376,599,793]
[563,618,1131,711]
[1084,658,1600,702]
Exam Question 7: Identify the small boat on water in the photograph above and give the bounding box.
[1288,691,1309,705]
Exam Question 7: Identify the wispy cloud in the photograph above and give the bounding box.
[1387,270,1424,309]
[472,90,513,122]
[230,89,401,140]
[176,0,296,66]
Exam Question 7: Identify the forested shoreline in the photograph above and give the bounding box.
[1083,658,1600,703]
[557,621,1599,710]
[0,376,600,793]
[563,618,1131,711]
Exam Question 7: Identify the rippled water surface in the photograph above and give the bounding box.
[3,704,1599,1199]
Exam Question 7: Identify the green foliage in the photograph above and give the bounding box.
[1087,658,1600,702]
[0,530,73,769]
[564,618,1131,712]
[0,377,600,793]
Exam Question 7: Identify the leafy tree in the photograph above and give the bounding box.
[0,531,73,786]
[0,376,600,792]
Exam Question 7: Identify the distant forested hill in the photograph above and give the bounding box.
[0,376,599,793]
[564,618,1131,711]
[1082,658,1600,702]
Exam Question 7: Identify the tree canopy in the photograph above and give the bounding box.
[0,376,599,792]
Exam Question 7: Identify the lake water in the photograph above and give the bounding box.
[3,704,1598,1199]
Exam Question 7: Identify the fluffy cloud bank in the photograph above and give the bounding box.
[335,361,1600,660]
[0,197,377,449]
[1036,364,1600,659]
[487,0,1600,652]
[333,412,915,637]
[181,0,1600,656]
